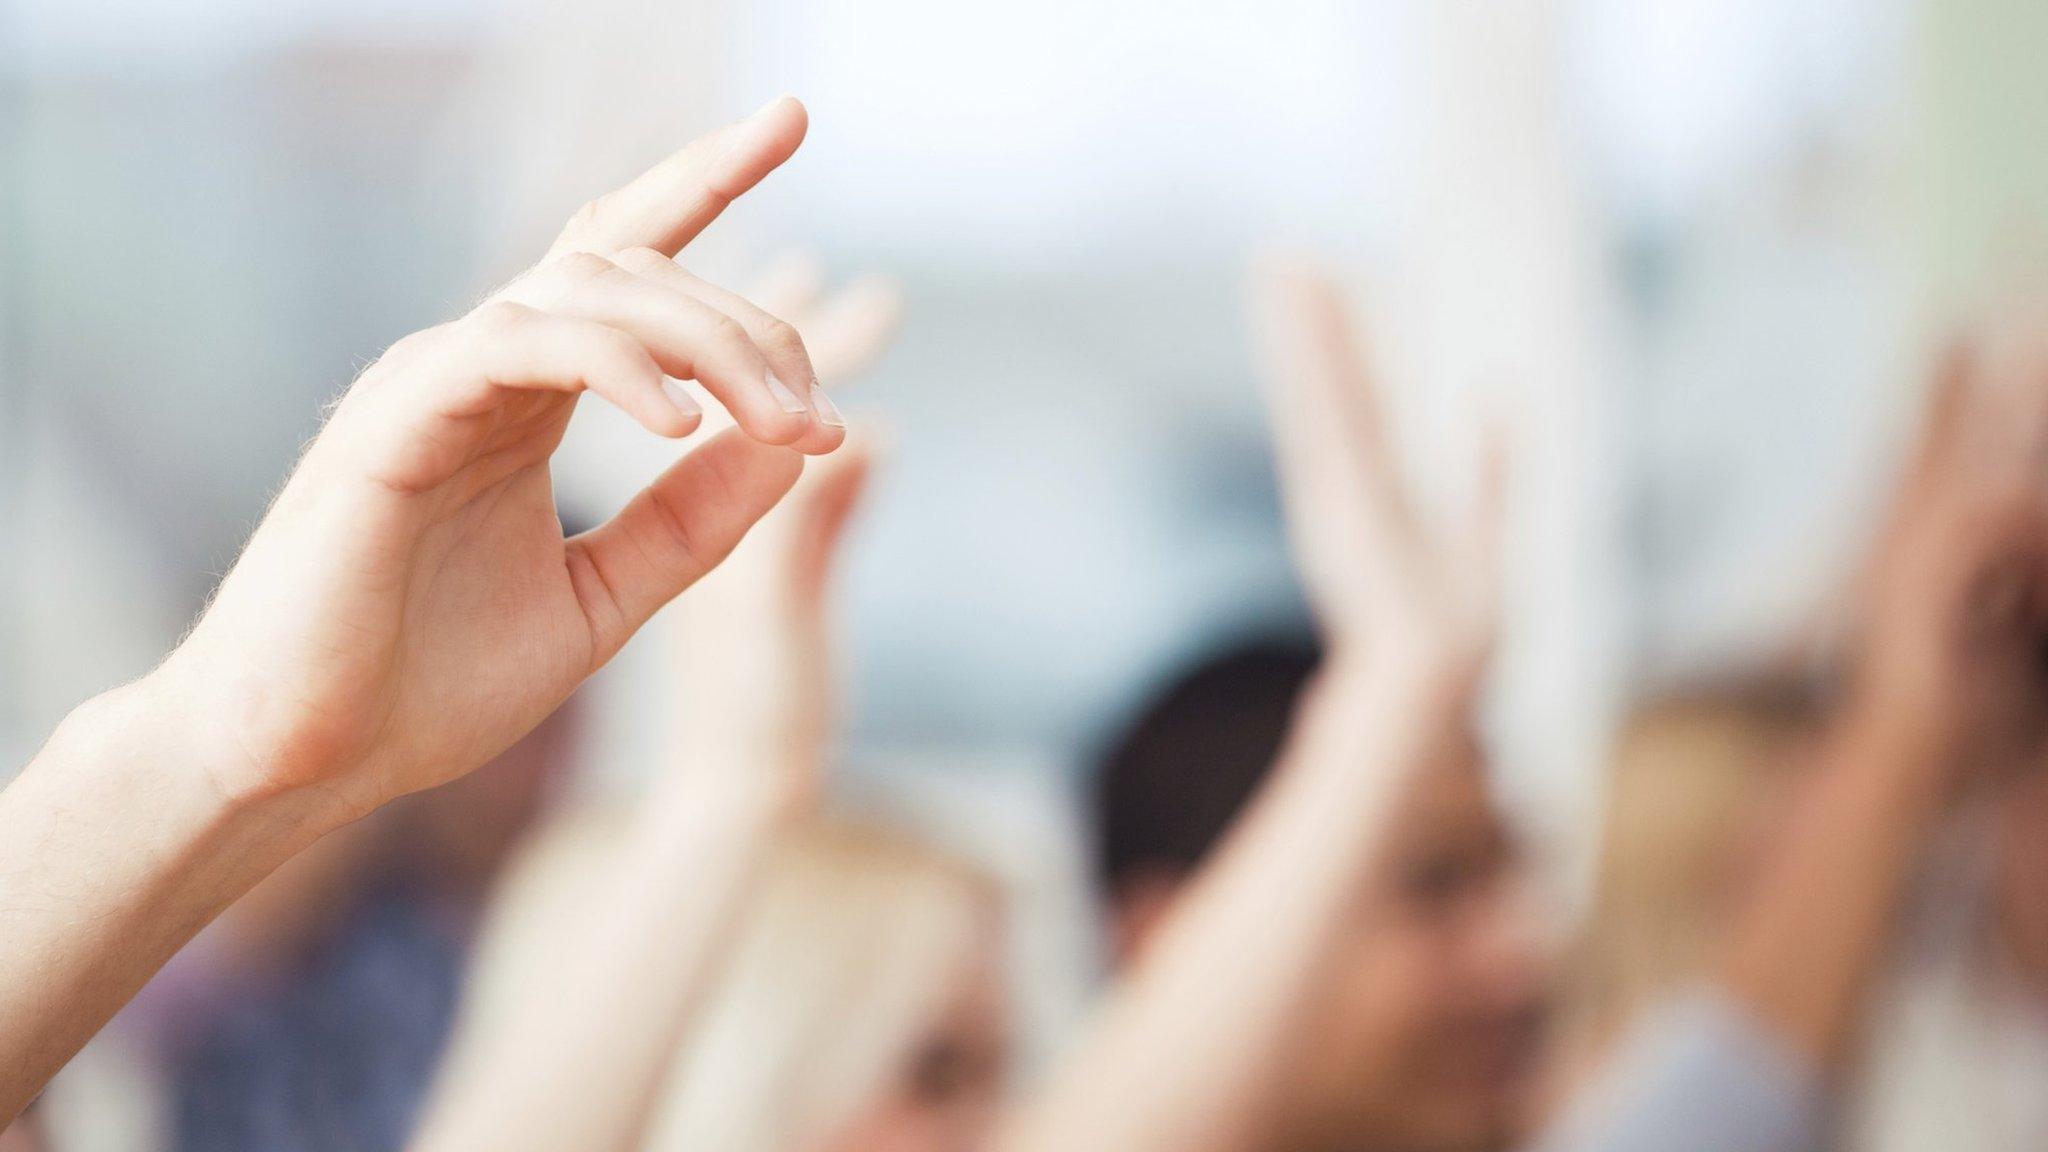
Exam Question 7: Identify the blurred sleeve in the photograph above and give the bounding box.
[1530,991,1824,1152]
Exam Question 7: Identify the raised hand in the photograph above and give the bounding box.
[1687,326,2048,1081]
[1,97,863,1124]
[156,96,836,823]
[1853,330,2048,781]
[667,432,875,788]
[1248,263,1502,687]
[743,253,905,383]
[663,262,896,787]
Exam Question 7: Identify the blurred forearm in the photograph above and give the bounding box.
[1717,704,1951,1070]
[417,438,874,1152]
[999,655,1469,1152]
[1537,706,1947,1152]
[410,763,800,1152]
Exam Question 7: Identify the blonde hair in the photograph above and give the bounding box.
[447,807,999,1152]
[644,818,997,1152]
[1553,680,1821,1080]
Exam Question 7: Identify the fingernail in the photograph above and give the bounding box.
[810,383,845,428]
[661,378,701,420]
[766,371,809,416]
[746,94,790,122]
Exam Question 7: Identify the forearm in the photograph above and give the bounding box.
[1717,705,1949,1069]
[412,766,796,1152]
[1529,709,1940,1152]
[1000,658,1466,1152]
[0,679,340,1123]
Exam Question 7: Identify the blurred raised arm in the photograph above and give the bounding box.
[1720,336,2048,1065]
[997,265,1503,1152]
[1537,329,2048,1152]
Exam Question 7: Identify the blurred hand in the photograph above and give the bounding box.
[1248,263,1503,691]
[744,252,904,384]
[152,96,838,822]
[1855,332,2048,781]
[667,263,900,793]
[669,438,874,789]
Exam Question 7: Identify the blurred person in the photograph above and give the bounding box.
[1001,264,1546,1152]
[1839,766,2048,1152]
[0,96,842,1125]
[644,820,1005,1152]
[1544,678,1821,1094]
[410,318,1007,1152]
[1830,327,2048,1152]
[1817,329,2048,1152]
[437,811,1005,1152]
[1092,636,1319,967]
[1537,328,2048,1152]
[1090,630,1545,1152]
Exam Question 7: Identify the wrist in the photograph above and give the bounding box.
[647,757,814,825]
[63,673,355,844]
[1320,640,1482,719]
[15,682,348,951]
[1284,646,1477,791]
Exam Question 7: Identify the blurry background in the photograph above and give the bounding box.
[0,0,1947,774]
[2,0,2043,1143]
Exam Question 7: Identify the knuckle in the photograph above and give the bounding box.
[614,246,671,273]
[356,325,451,395]
[502,250,616,310]
[492,259,553,305]
[758,316,808,359]
[467,299,534,337]
[549,249,619,288]
[704,312,750,347]
[377,323,447,367]
[592,327,657,378]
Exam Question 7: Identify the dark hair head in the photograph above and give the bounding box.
[1090,635,1322,895]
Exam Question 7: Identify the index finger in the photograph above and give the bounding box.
[1252,261,1422,546]
[548,95,809,260]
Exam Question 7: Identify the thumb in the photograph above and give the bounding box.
[565,428,804,667]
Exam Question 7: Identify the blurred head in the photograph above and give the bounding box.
[1092,638,1545,1152]
[450,808,1010,1152]
[1554,678,1820,1083]
[647,819,1009,1152]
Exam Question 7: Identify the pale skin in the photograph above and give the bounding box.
[178,259,903,1002]
[996,264,1502,1152]
[1719,331,2048,1070]
[0,95,837,1125]
[412,272,896,1152]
